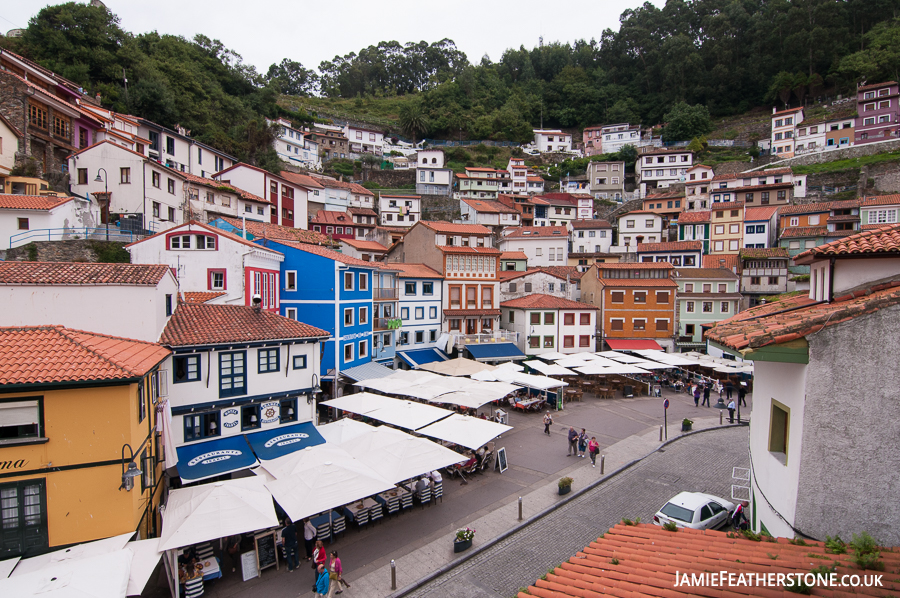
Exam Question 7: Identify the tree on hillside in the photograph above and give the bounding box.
[660,102,712,142]
[837,18,900,85]
[399,100,429,144]
[767,72,796,107]
[266,59,318,96]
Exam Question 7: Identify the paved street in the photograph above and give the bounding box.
[403,425,749,598]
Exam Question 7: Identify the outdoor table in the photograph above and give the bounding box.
[376,490,401,515]
[344,502,370,527]
[565,389,582,402]
[514,397,544,412]
[597,386,611,399]
[198,556,221,581]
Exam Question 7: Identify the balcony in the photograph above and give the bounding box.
[453,331,518,348]
[373,318,402,331]
[373,287,399,301]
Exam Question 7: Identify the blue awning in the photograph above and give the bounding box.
[397,348,449,368]
[245,422,325,461]
[465,343,526,362]
[176,435,259,483]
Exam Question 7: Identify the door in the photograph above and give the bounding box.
[0,479,49,558]
[466,319,477,335]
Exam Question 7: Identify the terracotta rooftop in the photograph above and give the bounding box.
[794,222,900,263]
[419,221,492,235]
[757,167,795,176]
[637,241,702,253]
[599,278,677,287]
[500,293,597,310]
[619,209,663,216]
[127,220,284,255]
[539,265,584,281]
[702,254,740,271]
[436,246,501,255]
[160,303,329,347]
[674,267,738,279]
[516,522,900,598]
[708,280,900,350]
[0,194,75,211]
[677,211,711,223]
[860,194,900,206]
[780,226,828,239]
[858,81,897,92]
[272,239,388,267]
[181,173,267,203]
[599,262,674,270]
[341,238,387,251]
[570,219,612,229]
[773,106,804,115]
[215,217,336,246]
[388,263,443,278]
[643,190,685,200]
[502,226,569,239]
[182,291,227,304]
[461,199,519,214]
[347,207,377,217]
[740,247,789,259]
[779,200,859,215]
[309,175,354,190]
[310,210,355,225]
[0,262,171,286]
[347,183,375,196]
[500,251,528,260]
[278,170,324,190]
[744,206,779,221]
[0,326,170,386]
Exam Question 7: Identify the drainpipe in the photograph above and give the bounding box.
[827,256,836,302]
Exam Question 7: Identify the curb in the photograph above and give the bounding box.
[388,422,744,597]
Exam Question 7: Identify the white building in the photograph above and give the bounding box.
[570,219,613,254]
[587,161,626,200]
[459,199,520,229]
[344,125,384,157]
[214,163,315,229]
[181,173,270,224]
[507,157,528,194]
[500,293,598,355]
[499,225,569,267]
[393,263,445,362]
[127,221,284,310]
[69,140,188,234]
[0,113,20,175]
[534,129,572,153]
[348,184,376,210]
[271,118,320,170]
[379,194,420,228]
[138,120,236,178]
[614,211,665,252]
[1,194,98,249]
[499,268,582,303]
[415,149,453,195]
[0,261,177,342]
[743,206,779,248]
[598,123,642,154]
[770,107,803,157]
[637,148,693,195]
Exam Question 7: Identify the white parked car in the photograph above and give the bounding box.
[652,491,734,530]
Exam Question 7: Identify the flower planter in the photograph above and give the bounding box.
[453,539,472,553]
[682,423,692,432]
[558,485,571,496]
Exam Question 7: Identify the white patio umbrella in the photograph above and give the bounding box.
[125,539,162,597]
[317,418,381,446]
[322,392,398,414]
[345,430,466,483]
[603,353,646,363]
[420,358,495,377]
[495,361,525,372]
[10,532,134,577]
[0,549,132,598]
[534,351,569,361]
[553,356,596,368]
[158,477,279,551]
[430,381,519,409]
[524,360,576,376]
[365,400,454,431]
[0,557,18,579]
[417,414,513,451]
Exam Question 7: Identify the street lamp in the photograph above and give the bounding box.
[119,443,142,492]
[94,168,109,240]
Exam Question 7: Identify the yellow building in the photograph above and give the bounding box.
[708,201,745,255]
[0,326,170,558]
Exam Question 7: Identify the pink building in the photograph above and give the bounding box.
[855,81,900,145]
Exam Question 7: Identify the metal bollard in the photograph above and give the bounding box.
[600,454,605,475]
[518,496,523,521]
[659,425,663,441]
[720,411,723,425]
[391,559,396,590]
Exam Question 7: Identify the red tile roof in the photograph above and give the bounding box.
[740,247,789,259]
[500,251,528,260]
[860,194,900,206]
[643,190,685,200]
[216,217,336,246]
[127,220,283,255]
[347,183,375,196]
[160,303,329,347]
[708,281,900,350]
[500,293,597,310]
[310,210,354,225]
[381,194,421,199]
[309,174,354,190]
[436,246,501,255]
[419,221,492,235]
[388,263,443,278]
[743,206,779,221]
[702,254,740,270]
[758,167,795,176]
[677,210,711,223]
[599,278,677,287]
[598,262,674,270]
[773,106,804,115]
[0,262,171,285]
[674,267,738,279]
[181,173,267,203]
[780,226,828,238]
[779,200,859,215]
[501,226,568,239]
[516,522,900,598]
[279,171,325,189]
[794,222,900,262]
[637,241,702,253]
[183,291,226,304]
[539,265,584,281]
[570,219,612,229]
[619,209,663,216]
[461,199,519,214]
[858,81,897,92]
[273,239,386,267]
[341,239,387,251]
[0,194,75,210]
[347,207,377,217]
[0,326,170,385]
[640,147,693,156]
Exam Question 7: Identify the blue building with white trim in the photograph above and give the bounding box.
[391,263,448,368]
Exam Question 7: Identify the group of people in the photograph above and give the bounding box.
[565,425,601,466]
[280,518,350,597]
[691,379,748,422]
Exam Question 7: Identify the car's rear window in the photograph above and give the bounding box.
[660,502,694,523]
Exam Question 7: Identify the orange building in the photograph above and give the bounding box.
[0,326,169,558]
[581,262,677,352]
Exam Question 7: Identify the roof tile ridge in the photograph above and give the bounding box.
[57,328,146,379]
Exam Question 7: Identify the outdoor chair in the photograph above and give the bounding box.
[330,511,346,538]
[368,503,384,525]
[432,480,443,503]
[418,485,432,508]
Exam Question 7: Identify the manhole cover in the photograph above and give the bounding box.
[659,474,680,484]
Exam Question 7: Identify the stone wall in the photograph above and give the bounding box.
[1,240,130,263]
[750,139,900,170]
[420,194,460,222]
[366,169,416,188]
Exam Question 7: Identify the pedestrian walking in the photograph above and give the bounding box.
[738,384,747,408]
[725,380,734,400]
[303,518,317,561]
[567,427,578,456]
[692,385,700,407]
[329,551,350,595]
[702,383,711,407]
[577,429,588,458]
[716,380,723,401]
[312,539,327,587]
[225,535,241,574]
[281,518,299,572]
[543,411,553,435]
[314,563,330,597]
[588,437,600,467]
[727,399,736,423]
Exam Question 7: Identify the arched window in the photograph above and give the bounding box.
[431,158,437,164]
[422,158,427,164]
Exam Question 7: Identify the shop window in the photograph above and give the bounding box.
[184,411,219,441]
[241,404,261,431]
[280,398,298,423]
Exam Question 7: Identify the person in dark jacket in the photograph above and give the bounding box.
[567,427,578,456]
[738,384,747,407]
[702,384,711,407]
[281,519,299,572]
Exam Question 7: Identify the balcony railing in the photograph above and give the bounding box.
[373,318,402,331]
[373,287,399,301]
[453,331,518,348]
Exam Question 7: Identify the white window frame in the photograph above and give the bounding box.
[358,340,368,359]
[285,307,297,320]
[285,270,297,291]
[359,306,368,325]
[344,307,354,327]
[343,271,354,291]
[344,343,353,363]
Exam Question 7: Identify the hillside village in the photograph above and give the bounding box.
[2,5,900,597]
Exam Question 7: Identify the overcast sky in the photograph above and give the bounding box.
[4,0,662,74]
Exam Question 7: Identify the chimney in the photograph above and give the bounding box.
[772,106,776,115]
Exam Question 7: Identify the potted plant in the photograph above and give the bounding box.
[454,527,475,552]
[682,418,693,432]
[558,476,573,495]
